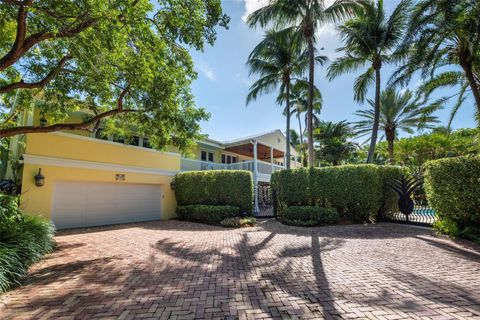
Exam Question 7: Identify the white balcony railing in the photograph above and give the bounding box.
[180,158,284,177]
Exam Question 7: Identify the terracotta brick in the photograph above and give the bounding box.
[0,220,479,319]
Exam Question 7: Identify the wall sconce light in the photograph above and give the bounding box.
[39,112,47,127]
[34,168,45,187]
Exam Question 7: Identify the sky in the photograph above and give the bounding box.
[189,0,477,142]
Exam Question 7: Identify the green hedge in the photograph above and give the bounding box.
[176,205,240,224]
[272,165,403,222]
[0,195,55,293]
[282,206,339,226]
[174,170,253,213]
[424,156,480,242]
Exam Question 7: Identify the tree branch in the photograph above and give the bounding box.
[0,55,72,93]
[0,108,138,138]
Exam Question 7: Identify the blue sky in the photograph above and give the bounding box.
[190,0,477,142]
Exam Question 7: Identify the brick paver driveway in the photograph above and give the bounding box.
[1,220,480,320]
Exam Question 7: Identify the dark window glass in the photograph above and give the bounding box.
[142,138,152,148]
[129,136,139,146]
[208,152,214,162]
[201,151,207,161]
[221,154,226,164]
[227,155,232,164]
[113,135,125,144]
[232,157,238,163]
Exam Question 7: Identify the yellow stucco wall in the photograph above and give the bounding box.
[25,133,181,170]
[21,132,180,221]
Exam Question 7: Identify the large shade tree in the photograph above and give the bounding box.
[327,0,411,163]
[246,29,309,169]
[392,0,480,122]
[0,0,229,152]
[353,88,441,162]
[247,0,355,167]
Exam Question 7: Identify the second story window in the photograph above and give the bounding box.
[129,136,140,146]
[222,154,238,164]
[201,150,214,162]
[142,137,152,149]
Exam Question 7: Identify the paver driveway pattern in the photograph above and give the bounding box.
[1,220,480,320]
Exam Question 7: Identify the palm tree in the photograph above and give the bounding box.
[327,0,411,163]
[353,88,441,162]
[314,120,357,165]
[247,0,356,167]
[278,79,323,144]
[246,29,308,169]
[392,0,480,121]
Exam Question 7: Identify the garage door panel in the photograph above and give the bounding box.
[52,182,162,229]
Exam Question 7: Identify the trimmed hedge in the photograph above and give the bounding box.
[271,165,404,222]
[282,206,339,226]
[174,170,253,213]
[220,216,257,228]
[176,205,240,224]
[424,156,480,242]
[1,195,55,293]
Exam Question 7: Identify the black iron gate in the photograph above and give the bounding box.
[381,201,437,227]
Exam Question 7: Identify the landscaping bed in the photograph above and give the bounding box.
[0,194,55,293]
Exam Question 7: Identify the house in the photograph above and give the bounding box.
[6,110,297,229]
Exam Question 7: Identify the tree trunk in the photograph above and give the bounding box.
[462,65,480,117]
[367,67,381,163]
[298,113,303,144]
[385,128,395,163]
[307,34,315,168]
[285,79,291,169]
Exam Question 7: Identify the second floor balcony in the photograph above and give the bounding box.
[180,158,285,183]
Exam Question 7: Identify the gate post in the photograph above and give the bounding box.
[252,140,260,214]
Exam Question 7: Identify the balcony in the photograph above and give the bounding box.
[180,158,285,183]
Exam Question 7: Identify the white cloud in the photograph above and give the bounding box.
[241,0,269,22]
[196,60,216,81]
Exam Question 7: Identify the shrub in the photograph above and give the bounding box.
[176,205,240,224]
[0,195,55,293]
[424,156,480,243]
[220,216,257,228]
[282,206,339,226]
[272,165,403,222]
[174,170,253,213]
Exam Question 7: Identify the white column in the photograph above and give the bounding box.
[270,146,274,173]
[253,140,259,214]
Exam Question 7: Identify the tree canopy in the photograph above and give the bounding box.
[0,0,229,153]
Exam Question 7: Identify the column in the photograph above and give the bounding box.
[253,140,259,214]
[270,146,274,173]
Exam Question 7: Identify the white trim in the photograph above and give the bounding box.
[48,132,181,158]
[23,154,178,176]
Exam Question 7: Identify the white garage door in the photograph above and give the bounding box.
[52,181,162,229]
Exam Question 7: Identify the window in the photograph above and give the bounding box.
[112,135,125,144]
[222,154,239,164]
[129,136,140,146]
[201,150,215,162]
[142,137,152,149]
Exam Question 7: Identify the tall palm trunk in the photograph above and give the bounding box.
[298,113,303,143]
[385,128,395,163]
[307,34,315,168]
[367,67,381,163]
[462,65,480,117]
[285,78,291,169]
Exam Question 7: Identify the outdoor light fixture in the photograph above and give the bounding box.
[34,168,45,187]
[39,112,47,127]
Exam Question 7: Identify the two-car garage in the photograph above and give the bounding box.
[51,181,163,229]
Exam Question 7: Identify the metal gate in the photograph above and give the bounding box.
[254,184,275,218]
[381,201,437,227]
